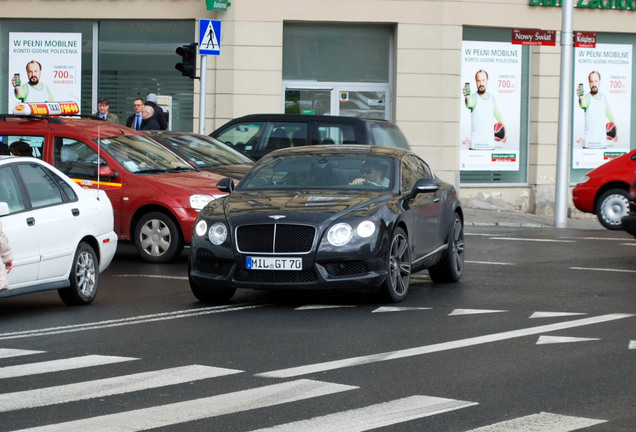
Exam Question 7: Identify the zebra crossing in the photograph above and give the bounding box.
[1,348,608,431]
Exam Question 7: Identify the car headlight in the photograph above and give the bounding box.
[195,220,207,237]
[190,194,214,210]
[208,222,228,245]
[356,220,376,238]
[576,175,590,185]
[327,223,353,246]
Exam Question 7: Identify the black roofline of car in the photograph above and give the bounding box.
[224,113,391,124]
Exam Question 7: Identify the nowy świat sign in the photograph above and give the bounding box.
[530,0,636,10]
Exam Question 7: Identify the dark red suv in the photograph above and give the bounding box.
[0,115,228,263]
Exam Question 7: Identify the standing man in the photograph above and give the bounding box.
[126,98,145,130]
[463,69,506,150]
[140,105,160,130]
[11,60,55,103]
[145,93,168,130]
[93,97,119,124]
[578,71,617,149]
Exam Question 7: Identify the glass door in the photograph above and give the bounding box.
[283,82,392,120]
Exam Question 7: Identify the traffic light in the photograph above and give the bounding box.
[175,43,197,79]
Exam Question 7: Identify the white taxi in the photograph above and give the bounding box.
[0,156,117,305]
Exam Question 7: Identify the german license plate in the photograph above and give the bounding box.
[246,256,302,271]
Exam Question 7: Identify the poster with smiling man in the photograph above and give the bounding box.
[8,32,82,115]
[572,43,632,170]
[459,41,522,171]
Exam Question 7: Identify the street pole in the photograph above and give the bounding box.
[199,54,207,135]
[555,0,574,228]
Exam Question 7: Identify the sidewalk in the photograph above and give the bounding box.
[464,207,603,230]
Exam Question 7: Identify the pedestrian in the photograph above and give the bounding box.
[93,97,120,124]
[140,105,160,130]
[145,93,168,130]
[0,220,14,292]
[126,98,145,130]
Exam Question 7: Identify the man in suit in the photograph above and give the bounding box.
[126,98,145,130]
[93,97,119,124]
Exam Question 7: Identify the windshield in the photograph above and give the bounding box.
[96,135,194,173]
[155,134,253,168]
[239,154,394,191]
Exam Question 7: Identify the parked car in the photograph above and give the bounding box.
[188,145,464,304]
[0,156,117,305]
[145,131,254,180]
[210,113,411,160]
[621,180,636,237]
[572,148,636,230]
[0,115,228,263]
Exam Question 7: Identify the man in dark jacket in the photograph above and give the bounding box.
[145,93,167,130]
[140,106,160,130]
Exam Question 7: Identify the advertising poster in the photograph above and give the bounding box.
[460,41,522,171]
[7,32,82,115]
[572,43,632,170]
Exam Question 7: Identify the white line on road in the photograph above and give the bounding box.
[248,395,478,432]
[570,266,636,274]
[112,274,188,280]
[0,303,270,341]
[10,379,357,432]
[465,411,606,431]
[256,314,633,379]
[466,260,516,265]
[490,237,576,243]
[0,348,44,359]
[0,365,242,412]
[0,355,137,379]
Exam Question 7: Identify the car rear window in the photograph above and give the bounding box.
[317,123,356,144]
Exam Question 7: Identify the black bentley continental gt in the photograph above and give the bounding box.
[188,145,464,303]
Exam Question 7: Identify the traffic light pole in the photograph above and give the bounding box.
[199,54,207,134]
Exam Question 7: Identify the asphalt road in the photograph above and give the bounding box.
[0,224,634,431]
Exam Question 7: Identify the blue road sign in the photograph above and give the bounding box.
[199,19,221,56]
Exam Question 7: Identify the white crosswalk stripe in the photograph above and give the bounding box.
[10,379,358,432]
[0,364,242,412]
[0,355,137,379]
[248,395,478,432]
[465,412,606,431]
[0,348,44,359]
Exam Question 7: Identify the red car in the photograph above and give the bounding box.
[0,115,228,263]
[572,149,636,230]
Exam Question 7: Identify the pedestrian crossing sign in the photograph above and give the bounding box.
[199,19,221,56]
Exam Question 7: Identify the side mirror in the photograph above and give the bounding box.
[410,178,440,197]
[217,177,235,193]
[98,165,118,178]
[0,202,9,216]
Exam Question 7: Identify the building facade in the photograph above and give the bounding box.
[3,0,636,217]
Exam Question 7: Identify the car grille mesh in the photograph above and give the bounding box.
[236,224,316,253]
[235,268,318,283]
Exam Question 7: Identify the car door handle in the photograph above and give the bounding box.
[72,208,80,217]
[26,217,35,226]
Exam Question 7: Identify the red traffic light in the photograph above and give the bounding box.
[175,43,197,79]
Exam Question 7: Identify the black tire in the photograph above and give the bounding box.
[428,213,464,283]
[188,267,236,303]
[58,242,99,306]
[134,211,183,263]
[381,227,411,303]
[596,188,629,230]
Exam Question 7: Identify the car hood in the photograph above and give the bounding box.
[204,164,252,180]
[220,190,393,223]
[142,170,225,193]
